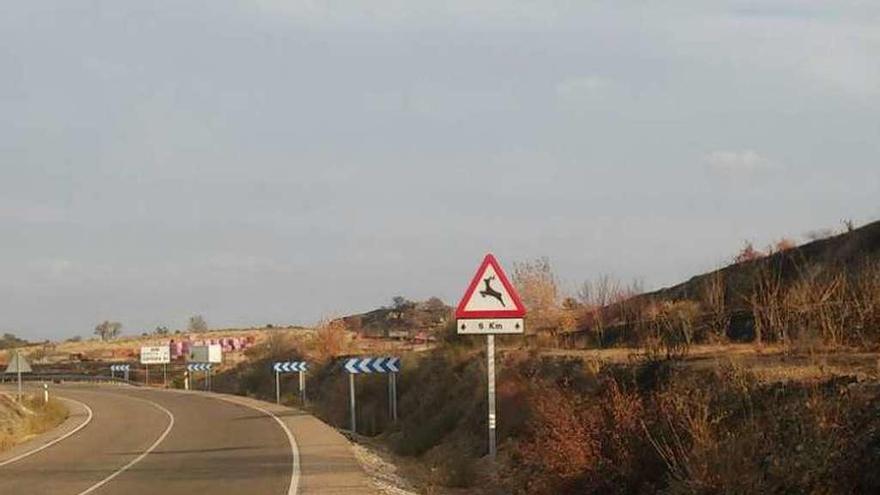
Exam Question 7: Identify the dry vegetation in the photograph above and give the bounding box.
[0,394,68,452]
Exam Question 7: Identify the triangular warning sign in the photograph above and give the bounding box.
[455,254,526,319]
[4,352,32,374]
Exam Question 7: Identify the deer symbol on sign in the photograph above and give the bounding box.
[480,276,505,307]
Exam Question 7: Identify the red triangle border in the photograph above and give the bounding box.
[455,253,526,319]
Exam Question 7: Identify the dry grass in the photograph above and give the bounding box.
[0,393,68,452]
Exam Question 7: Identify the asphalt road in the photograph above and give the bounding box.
[0,384,375,494]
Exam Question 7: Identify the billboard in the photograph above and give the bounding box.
[140,346,171,365]
[186,344,222,364]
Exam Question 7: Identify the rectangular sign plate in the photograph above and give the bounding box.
[140,346,171,364]
[457,318,524,335]
[186,344,222,363]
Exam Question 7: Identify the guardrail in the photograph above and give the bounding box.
[0,373,138,386]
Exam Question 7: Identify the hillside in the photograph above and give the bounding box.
[569,219,880,348]
[337,297,452,339]
[653,219,880,308]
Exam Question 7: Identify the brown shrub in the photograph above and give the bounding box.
[311,318,351,361]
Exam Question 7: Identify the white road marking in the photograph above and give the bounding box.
[75,396,175,495]
[0,397,94,467]
[212,395,301,495]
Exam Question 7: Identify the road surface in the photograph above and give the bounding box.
[0,384,375,494]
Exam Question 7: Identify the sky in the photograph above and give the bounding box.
[1,1,878,340]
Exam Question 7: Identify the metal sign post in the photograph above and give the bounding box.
[145,364,150,386]
[17,356,22,402]
[6,351,33,402]
[272,362,309,405]
[387,372,398,422]
[343,357,400,432]
[455,253,526,461]
[487,335,497,457]
[349,373,356,433]
[163,363,167,387]
[393,372,398,421]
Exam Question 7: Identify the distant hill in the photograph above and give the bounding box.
[338,297,452,339]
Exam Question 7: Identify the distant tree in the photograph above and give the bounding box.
[843,218,855,232]
[94,321,123,341]
[424,296,447,312]
[0,332,29,349]
[65,335,83,343]
[513,257,562,340]
[562,297,581,311]
[313,318,351,361]
[154,326,170,336]
[188,315,208,332]
[773,238,797,253]
[391,296,415,311]
[701,271,729,341]
[733,241,764,264]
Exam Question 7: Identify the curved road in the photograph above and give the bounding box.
[0,385,374,494]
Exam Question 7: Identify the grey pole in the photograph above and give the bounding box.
[43,383,49,404]
[487,334,497,459]
[16,351,22,402]
[390,372,398,422]
[387,373,393,419]
[145,365,149,386]
[349,373,356,434]
[299,370,306,404]
[275,370,280,404]
[163,363,167,387]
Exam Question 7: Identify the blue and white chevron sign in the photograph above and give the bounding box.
[187,363,212,372]
[110,364,130,372]
[272,361,308,373]
[344,356,400,374]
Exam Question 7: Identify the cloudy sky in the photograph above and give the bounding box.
[1,1,878,339]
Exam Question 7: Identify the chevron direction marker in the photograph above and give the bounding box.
[109,363,131,382]
[344,356,401,434]
[187,363,212,372]
[272,361,308,373]
[343,356,400,374]
[272,361,309,404]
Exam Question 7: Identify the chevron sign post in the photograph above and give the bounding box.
[187,363,212,391]
[110,364,131,381]
[343,357,401,433]
[272,361,308,405]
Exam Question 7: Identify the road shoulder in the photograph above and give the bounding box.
[183,390,378,494]
[0,395,92,466]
